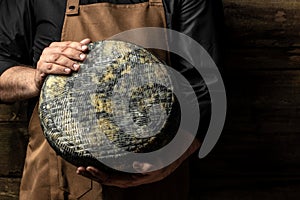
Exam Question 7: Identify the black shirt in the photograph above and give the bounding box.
[0,0,223,75]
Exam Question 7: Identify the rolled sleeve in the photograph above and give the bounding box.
[0,58,20,75]
[0,0,33,75]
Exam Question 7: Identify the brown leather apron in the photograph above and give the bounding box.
[20,0,189,199]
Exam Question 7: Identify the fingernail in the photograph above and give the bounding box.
[80,53,86,60]
[86,167,94,172]
[81,45,88,51]
[64,68,71,73]
[80,38,91,44]
[73,63,80,70]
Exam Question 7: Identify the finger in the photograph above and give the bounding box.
[38,50,85,74]
[77,166,111,184]
[58,47,87,61]
[76,167,101,182]
[48,56,81,72]
[80,38,91,45]
[76,166,86,175]
[86,166,100,177]
[86,166,110,182]
[132,161,155,173]
[38,63,73,75]
[42,46,86,62]
[49,41,88,52]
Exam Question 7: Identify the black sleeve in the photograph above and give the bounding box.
[0,0,34,75]
[169,0,224,139]
[172,0,224,66]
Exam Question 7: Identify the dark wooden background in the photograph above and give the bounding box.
[1,0,300,199]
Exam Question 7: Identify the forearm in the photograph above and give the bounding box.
[0,66,40,102]
[0,39,90,103]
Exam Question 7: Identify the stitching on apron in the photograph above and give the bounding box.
[66,0,80,15]
[149,0,163,6]
[79,2,152,9]
[64,0,164,15]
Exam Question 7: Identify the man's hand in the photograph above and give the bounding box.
[76,161,177,188]
[77,138,201,188]
[35,38,91,89]
[0,38,91,102]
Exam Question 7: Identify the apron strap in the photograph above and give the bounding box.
[65,0,163,14]
[66,0,80,15]
[149,0,163,6]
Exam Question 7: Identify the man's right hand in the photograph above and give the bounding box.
[0,38,91,102]
[35,38,91,89]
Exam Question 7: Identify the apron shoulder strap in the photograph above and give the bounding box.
[66,0,80,15]
[65,0,163,14]
[149,0,163,6]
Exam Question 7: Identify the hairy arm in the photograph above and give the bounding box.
[0,66,39,102]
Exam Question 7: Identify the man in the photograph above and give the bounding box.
[0,0,223,199]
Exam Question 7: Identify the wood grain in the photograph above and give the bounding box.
[0,102,28,122]
[0,178,20,200]
[224,0,300,47]
[0,123,28,177]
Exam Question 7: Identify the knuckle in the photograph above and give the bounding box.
[49,54,60,62]
[37,61,53,74]
[69,42,82,50]
[49,42,58,47]
[59,46,68,53]
[42,47,51,55]
[46,63,53,71]
[64,41,72,45]
[69,41,78,47]
[37,60,42,68]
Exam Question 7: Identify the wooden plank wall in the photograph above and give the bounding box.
[190,0,300,199]
[0,103,28,199]
[1,0,300,199]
